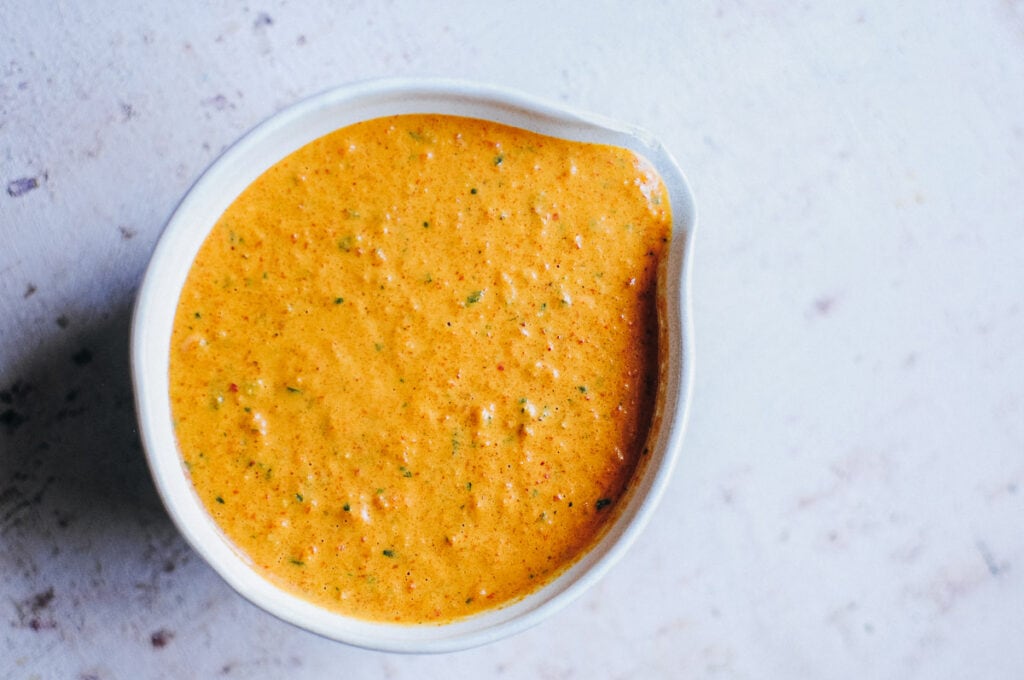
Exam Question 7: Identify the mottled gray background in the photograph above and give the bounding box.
[2,1,1023,678]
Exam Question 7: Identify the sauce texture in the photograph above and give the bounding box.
[169,114,671,623]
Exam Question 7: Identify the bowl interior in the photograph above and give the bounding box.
[131,78,696,653]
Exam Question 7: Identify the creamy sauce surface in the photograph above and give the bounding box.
[170,114,671,623]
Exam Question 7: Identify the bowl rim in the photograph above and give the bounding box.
[131,77,697,653]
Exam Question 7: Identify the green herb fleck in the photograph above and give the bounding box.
[596,498,612,511]
[334,297,344,304]
[193,311,201,319]
[470,187,478,195]
[400,466,413,478]
[215,496,225,504]
[295,493,303,503]
[494,154,504,165]
[466,290,483,305]
[375,488,384,495]
[338,235,354,252]
[382,549,395,558]
[290,559,304,566]
[286,386,302,394]
[342,503,351,512]
[374,342,384,352]
[422,221,430,228]
[577,385,588,394]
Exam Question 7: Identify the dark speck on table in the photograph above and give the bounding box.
[7,176,40,197]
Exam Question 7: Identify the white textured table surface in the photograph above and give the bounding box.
[2,2,1023,678]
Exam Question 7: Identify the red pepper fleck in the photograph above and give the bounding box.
[229,383,238,392]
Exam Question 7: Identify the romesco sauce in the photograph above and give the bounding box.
[169,114,671,623]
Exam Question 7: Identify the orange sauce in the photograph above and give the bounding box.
[169,114,671,623]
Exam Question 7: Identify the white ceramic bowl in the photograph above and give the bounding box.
[131,78,696,653]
